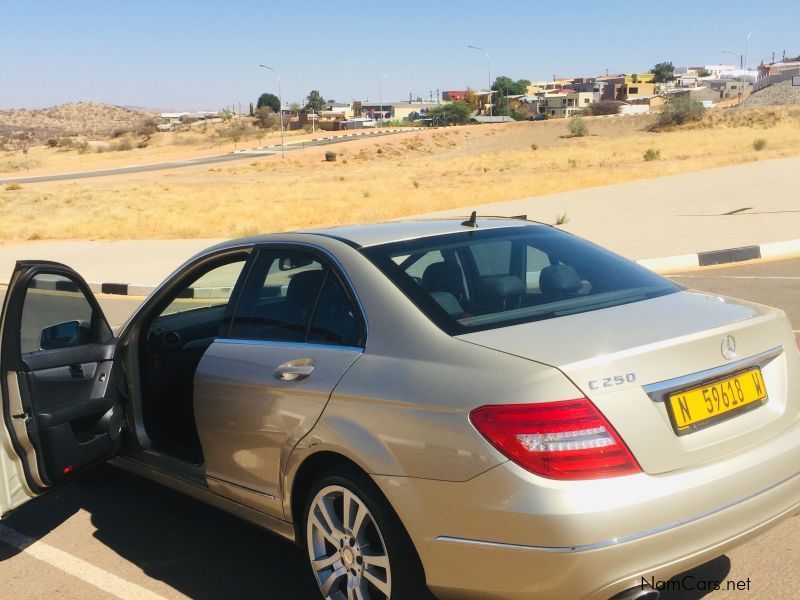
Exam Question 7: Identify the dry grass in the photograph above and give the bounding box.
[1,107,799,241]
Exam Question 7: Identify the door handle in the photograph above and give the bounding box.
[274,359,315,381]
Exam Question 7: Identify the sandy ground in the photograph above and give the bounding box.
[2,107,798,241]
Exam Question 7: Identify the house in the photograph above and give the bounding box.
[359,101,437,122]
[597,75,626,101]
[619,81,657,100]
[440,90,495,113]
[541,89,594,117]
[321,102,355,119]
[526,81,549,94]
[441,91,466,102]
[757,57,800,79]
[625,73,655,84]
[706,79,753,99]
[666,86,720,103]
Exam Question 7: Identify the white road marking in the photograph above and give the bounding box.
[0,523,169,600]
[671,275,800,280]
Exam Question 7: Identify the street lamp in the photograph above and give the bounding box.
[742,32,753,105]
[379,73,390,127]
[744,32,752,71]
[467,45,492,117]
[258,64,284,158]
[722,50,742,69]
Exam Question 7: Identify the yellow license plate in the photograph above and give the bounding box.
[668,368,767,433]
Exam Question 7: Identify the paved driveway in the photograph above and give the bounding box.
[0,258,798,599]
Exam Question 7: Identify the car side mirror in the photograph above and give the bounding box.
[40,320,91,351]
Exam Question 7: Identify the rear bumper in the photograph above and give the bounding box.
[374,419,800,600]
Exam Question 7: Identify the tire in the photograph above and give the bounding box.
[303,465,433,600]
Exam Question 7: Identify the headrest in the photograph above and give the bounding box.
[287,269,326,306]
[479,275,524,299]
[539,265,581,296]
[421,262,464,297]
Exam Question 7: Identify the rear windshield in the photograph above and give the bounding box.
[361,225,681,335]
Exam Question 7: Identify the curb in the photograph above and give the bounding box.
[74,238,800,297]
[636,239,800,274]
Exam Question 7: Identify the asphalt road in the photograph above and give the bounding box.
[0,129,418,185]
[0,257,798,600]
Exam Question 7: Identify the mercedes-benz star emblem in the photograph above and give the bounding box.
[721,335,737,360]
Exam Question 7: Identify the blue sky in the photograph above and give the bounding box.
[0,0,795,110]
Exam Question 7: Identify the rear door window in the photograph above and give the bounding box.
[229,248,364,347]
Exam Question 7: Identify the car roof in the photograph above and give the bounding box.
[219,218,546,250]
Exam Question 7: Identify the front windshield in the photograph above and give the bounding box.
[361,225,681,335]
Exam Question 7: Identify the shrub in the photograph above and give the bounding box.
[530,143,539,151]
[46,138,58,148]
[753,138,767,151]
[568,115,589,137]
[325,151,337,162]
[555,212,569,225]
[111,127,131,138]
[643,148,661,161]
[5,183,22,191]
[135,118,158,137]
[654,95,704,129]
[567,158,578,168]
[583,101,622,116]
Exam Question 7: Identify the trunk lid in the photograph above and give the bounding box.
[458,290,800,475]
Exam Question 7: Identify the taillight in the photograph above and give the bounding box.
[469,398,641,480]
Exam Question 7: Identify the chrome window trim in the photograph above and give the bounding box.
[118,243,256,336]
[215,338,363,354]
[643,345,783,403]
[436,465,800,553]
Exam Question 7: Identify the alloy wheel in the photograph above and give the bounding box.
[307,484,392,600]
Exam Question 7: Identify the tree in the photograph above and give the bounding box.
[463,88,482,111]
[697,68,711,77]
[651,62,676,83]
[254,107,279,129]
[491,76,531,96]
[653,94,705,129]
[257,92,280,113]
[217,121,249,149]
[428,101,473,125]
[289,102,302,115]
[305,90,329,114]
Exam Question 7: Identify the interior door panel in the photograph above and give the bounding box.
[1,261,122,495]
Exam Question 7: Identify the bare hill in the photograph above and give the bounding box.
[0,102,157,145]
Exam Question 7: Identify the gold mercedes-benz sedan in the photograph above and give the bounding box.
[1,218,799,600]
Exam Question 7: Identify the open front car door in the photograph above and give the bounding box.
[0,261,123,516]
